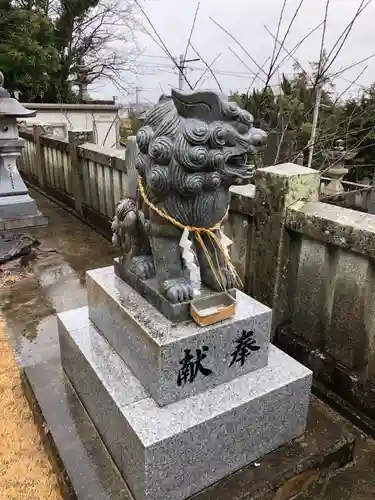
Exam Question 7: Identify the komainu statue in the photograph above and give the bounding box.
[112,90,267,303]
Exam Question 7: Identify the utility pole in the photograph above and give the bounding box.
[135,86,141,106]
[178,54,185,90]
[307,51,328,169]
[307,82,323,169]
[176,54,200,90]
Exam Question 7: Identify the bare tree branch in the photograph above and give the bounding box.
[227,47,266,84]
[209,16,268,77]
[133,0,193,89]
[315,0,331,84]
[268,0,287,80]
[183,2,200,65]
[330,52,375,79]
[271,22,324,77]
[189,43,223,92]
[245,56,271,95]
[192,53,222,89]
[264,25,311,83]
[320,0,372,81]
[267,0,305,83]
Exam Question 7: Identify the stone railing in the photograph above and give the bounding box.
[17,128,375,429]
[320,176,375,213]
[20,129,72,196]
[247,164,375,430]
[276,200,375,427]
[19,127,129,238]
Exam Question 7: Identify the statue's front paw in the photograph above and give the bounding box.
[130,255,155,280]
[162,278,194,303]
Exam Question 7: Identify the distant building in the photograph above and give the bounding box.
[19,102,122,147]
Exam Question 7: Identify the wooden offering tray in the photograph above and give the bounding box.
[190,292,236,327]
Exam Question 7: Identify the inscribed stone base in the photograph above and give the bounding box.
[0,211,48,231]
[0,193,41,218]
[58,306,312,500]
[114,257,236,323]
[87,265,271,406]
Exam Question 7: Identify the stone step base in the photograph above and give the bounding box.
[0,193,42,218]
[58,306,312,500]
[0,211,48,231]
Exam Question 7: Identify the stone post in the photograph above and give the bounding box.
[249,163,320,331]
[33,124,48,188]
[68,130,94,214]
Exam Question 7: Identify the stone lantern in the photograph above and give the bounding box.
[0,71,47,230]
[323,139,357,195]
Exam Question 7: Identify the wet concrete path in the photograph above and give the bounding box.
[0,189,118,367]
[1,190,375,500]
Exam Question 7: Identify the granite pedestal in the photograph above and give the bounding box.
[87,266,271,406]
[58,265,312,500]
[59,305,311,500]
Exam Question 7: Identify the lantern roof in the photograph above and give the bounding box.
[0,72,36,118]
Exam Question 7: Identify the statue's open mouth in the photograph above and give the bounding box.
[225,154,254,180]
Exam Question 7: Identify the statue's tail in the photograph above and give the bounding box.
[112,136,139,247]
[123,136,139,200]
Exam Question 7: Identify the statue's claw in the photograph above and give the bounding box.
[162,278,194,303]
[130,255,155,280]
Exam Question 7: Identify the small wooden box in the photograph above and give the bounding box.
[190,292,236,327]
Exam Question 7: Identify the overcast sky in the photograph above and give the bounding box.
[91,0,375,105]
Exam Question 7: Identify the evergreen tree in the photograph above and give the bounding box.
[0,2,59,101]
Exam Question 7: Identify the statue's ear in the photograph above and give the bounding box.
[171,89,227,121]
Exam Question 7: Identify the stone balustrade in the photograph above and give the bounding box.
[277,200,375,425]
[19,127,128,237]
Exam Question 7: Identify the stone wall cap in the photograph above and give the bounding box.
[78,142,125,159]
[230,184,256,198]
[21,102,122,112]
[291,200,375,228]
[258,163,319,176]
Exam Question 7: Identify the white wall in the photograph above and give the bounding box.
[20,103,122,147]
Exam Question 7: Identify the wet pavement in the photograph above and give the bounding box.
[0,189,118,365]
[1,189,375,500]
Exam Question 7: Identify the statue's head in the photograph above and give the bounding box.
[135,89,267,187]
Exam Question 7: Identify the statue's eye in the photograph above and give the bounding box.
[239,112,253,126]
[237,123,249,135]
[226,103,239,117]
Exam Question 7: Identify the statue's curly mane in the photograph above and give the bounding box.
[133,92,265,227]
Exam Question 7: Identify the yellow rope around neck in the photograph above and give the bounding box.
[137,175,243,290]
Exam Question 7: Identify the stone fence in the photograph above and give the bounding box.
[321,176,375,213]
[17,127,375,431]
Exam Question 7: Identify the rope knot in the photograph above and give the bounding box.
[137,176,242,290]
